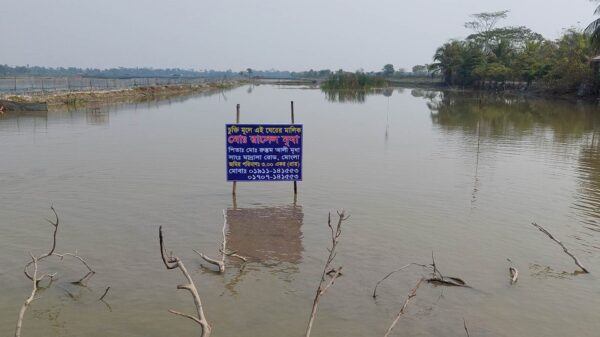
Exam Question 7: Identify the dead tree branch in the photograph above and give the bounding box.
[15,253,54,337]
[195,210,247,273]
[383,277,424,337]
[23,207,95,285]
[305,211,348,337]
[160,226,211,337]
[463,318,470,337]
[530,222,589,273]
[373,263,429,298]
[16,207,100,337]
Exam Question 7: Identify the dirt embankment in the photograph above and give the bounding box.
[0,81,241,111]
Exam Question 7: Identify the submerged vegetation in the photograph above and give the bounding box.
[429,10,600,95]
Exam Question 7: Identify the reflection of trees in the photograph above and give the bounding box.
[322,89,367,103]
[428,91,596,141]
[574,134,600,232]
[321,87,401,103]
[410,88,438,100]
[425,90,600,236]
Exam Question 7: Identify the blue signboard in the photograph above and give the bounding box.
[226,124,303,181]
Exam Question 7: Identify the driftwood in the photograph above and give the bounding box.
[374,253,468,300]
[194,210,247,273]
[23,206,96,285]
[509,267,518,284]
[463,318,470,337]
[530,222,589,273]
[159,226,211,337]
[305,211,348,337]
[383,277,424,337]
[427,252,469,287]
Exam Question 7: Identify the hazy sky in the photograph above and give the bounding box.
[2,0,597,72]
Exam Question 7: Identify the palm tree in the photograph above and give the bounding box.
[585,3,600,49]
[430,40,465,85]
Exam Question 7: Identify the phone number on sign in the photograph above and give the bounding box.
[247,168,300,174]
[247,174,300,180]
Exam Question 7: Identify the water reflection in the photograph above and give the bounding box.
[410,88,438,100]
[574,134,600,235]
[0,110,48,131]
[427,91,596,139]
[227,204,304,267]
[424,90,600,243]
[321,87,396,103]
[0,89,230,131]
[86,109,110,125]
[322,89,367,103]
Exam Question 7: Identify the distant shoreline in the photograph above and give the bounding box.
[0,81,242,111]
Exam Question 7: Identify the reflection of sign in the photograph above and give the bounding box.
[226,124,303,181]
[227,206,303,263]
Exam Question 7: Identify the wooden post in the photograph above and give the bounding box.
[232,104,240,195]
[291,101,298,196]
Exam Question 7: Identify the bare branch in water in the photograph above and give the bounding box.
[373,263,430,298]
[383,277,424,337]
[195,210,247,273]
[15,253,54,337]
[426,251,469,287]
[305,211,348,337]
[159,226,211,337]
[24,207,96,284]
[530,222,589,273]
[99,286,111,301]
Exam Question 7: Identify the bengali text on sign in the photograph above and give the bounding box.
[226,124,303,181]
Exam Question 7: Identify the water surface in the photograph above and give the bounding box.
[2,85,600,337]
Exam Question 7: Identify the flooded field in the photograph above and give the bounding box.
[2,84,600,337]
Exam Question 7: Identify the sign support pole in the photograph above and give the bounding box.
[291,101,298,196]
[232,103,240,195]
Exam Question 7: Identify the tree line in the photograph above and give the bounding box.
[429,9,600,95]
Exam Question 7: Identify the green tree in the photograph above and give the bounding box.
[382,64,395,77]
[544,29,593,93]
[412,65,428,75]
[430,40,468,85]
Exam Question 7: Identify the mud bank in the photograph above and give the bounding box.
[0,81,241,111]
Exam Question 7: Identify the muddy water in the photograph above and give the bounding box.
[1,85,600,337]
